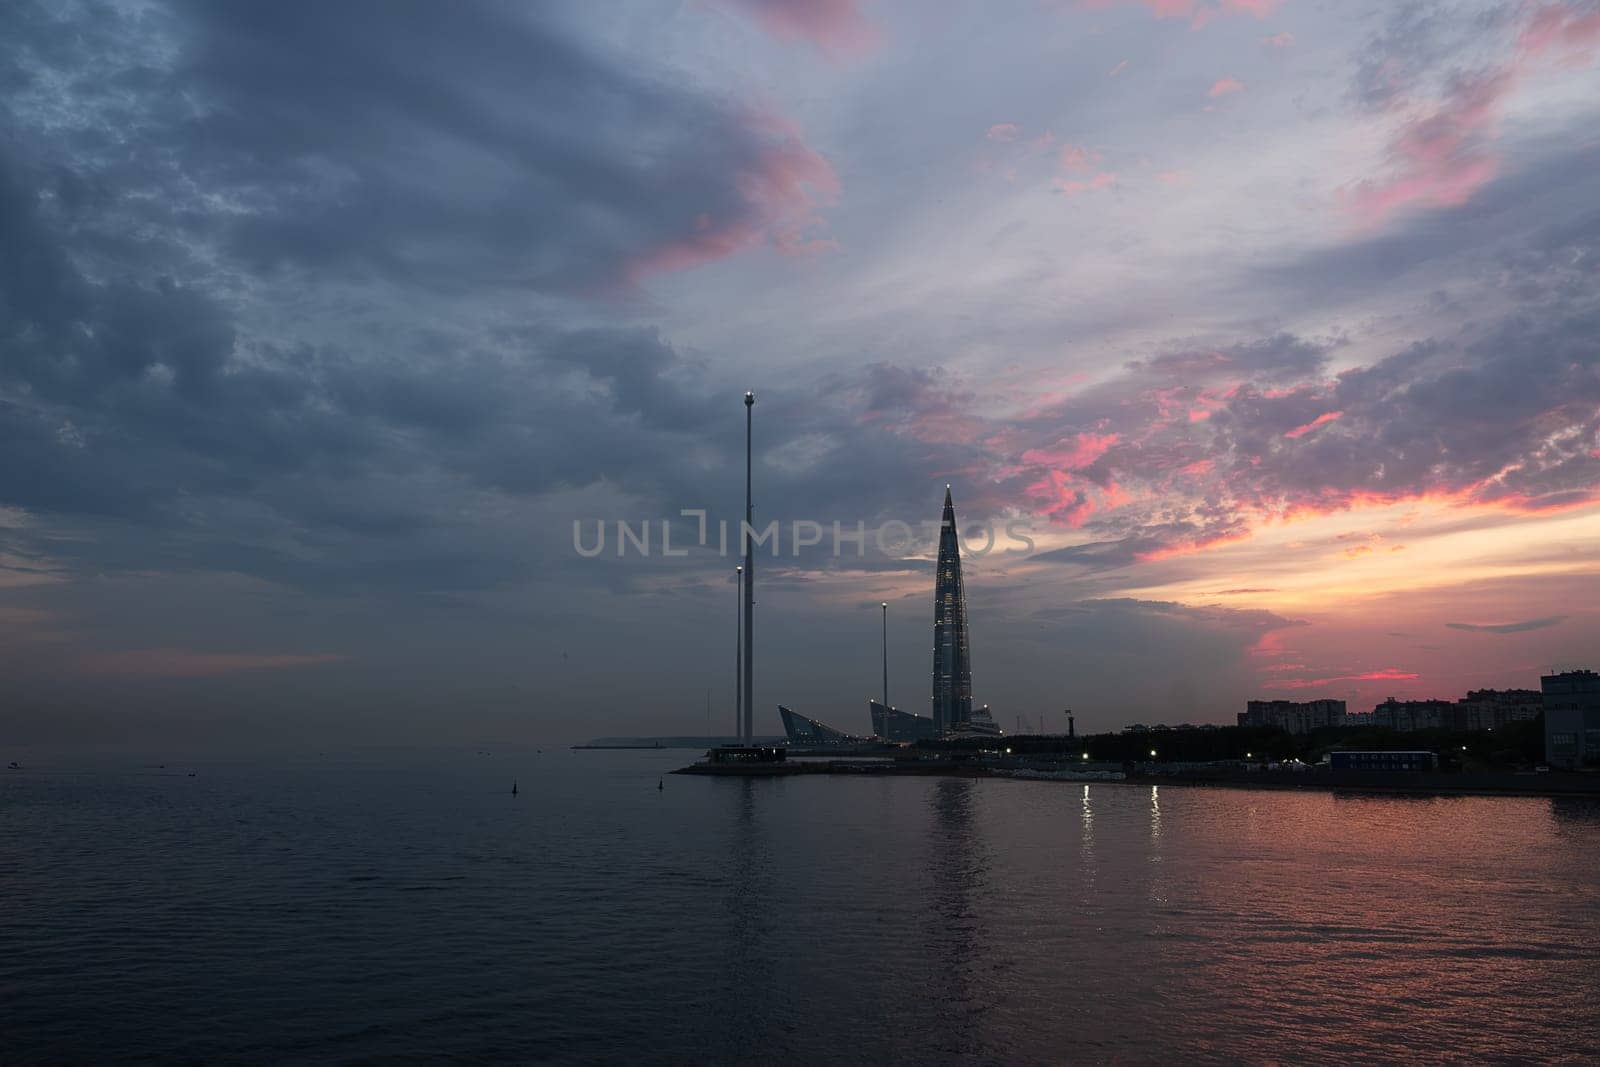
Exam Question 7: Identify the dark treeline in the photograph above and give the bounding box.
[918,717,1546,770]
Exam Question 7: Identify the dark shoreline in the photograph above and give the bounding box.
[1116,769,1600,799]
[673,758,1600,799]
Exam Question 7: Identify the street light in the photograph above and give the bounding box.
[880,601,889,710]
[742,391,754,744]
[734,564,743,739]
[1149,748,1158,758]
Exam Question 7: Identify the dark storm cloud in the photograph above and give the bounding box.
[1,0,829,295]
[0,138,366,526]
[0,244,750,583]
[0,89,960,586]
[0,0,865,591]
[1445,616,1567,634]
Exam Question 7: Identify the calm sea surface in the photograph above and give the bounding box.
[4,748,1600,1064]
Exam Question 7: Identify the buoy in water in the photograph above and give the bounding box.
[512,781,519,796]
[657,778,664,791]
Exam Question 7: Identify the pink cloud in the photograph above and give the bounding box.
[83,649,346,679]
[1262,31,1294,48]
[1221,0,1278,15]
[1021,431,1126,525]
[1058,143,1100,171]
[720,0,878,56]
[1157,169,1193,185]
[1521,2,1600,60]
[1022,431,1120,471]
[625,110,839,281]
[1341,70,1509,227]
[1207,76,1245,98]
[1026,473,1097,526]
[1134,527,1253,561]
[1251,631,1291,658]
[1272,667,1419,689]
[1078,0,1278,29]
[1054,171,1118,195]
[1026,472,1130,527]
[1109,59,1130,77]
[986,122,1020,142]
[1344,5,1600,228]
[1284,410,1343,438]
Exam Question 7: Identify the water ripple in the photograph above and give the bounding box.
[4,753,1599,1063]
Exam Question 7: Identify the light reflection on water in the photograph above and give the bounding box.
[4,749,1599,1063]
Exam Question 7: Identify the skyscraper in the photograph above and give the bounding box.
[931,486,973,735]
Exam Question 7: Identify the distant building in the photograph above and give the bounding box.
[1239,699,1348,734]
[869,700,935,743]
[1371,698,1456,732]
[778,706,859,746]
[1329,750,1438,772]
[1543,670,1600,769]
[945,703,1003,738]
[1455,689,1542,732]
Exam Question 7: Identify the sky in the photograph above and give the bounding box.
[2,0,1598,749]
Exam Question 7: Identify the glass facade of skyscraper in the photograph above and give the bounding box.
[931,487,973,735]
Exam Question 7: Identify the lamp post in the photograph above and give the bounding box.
[881,602,889,710]
[734,564,742,740]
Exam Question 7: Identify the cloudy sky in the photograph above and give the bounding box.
[2,0,1598,748]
